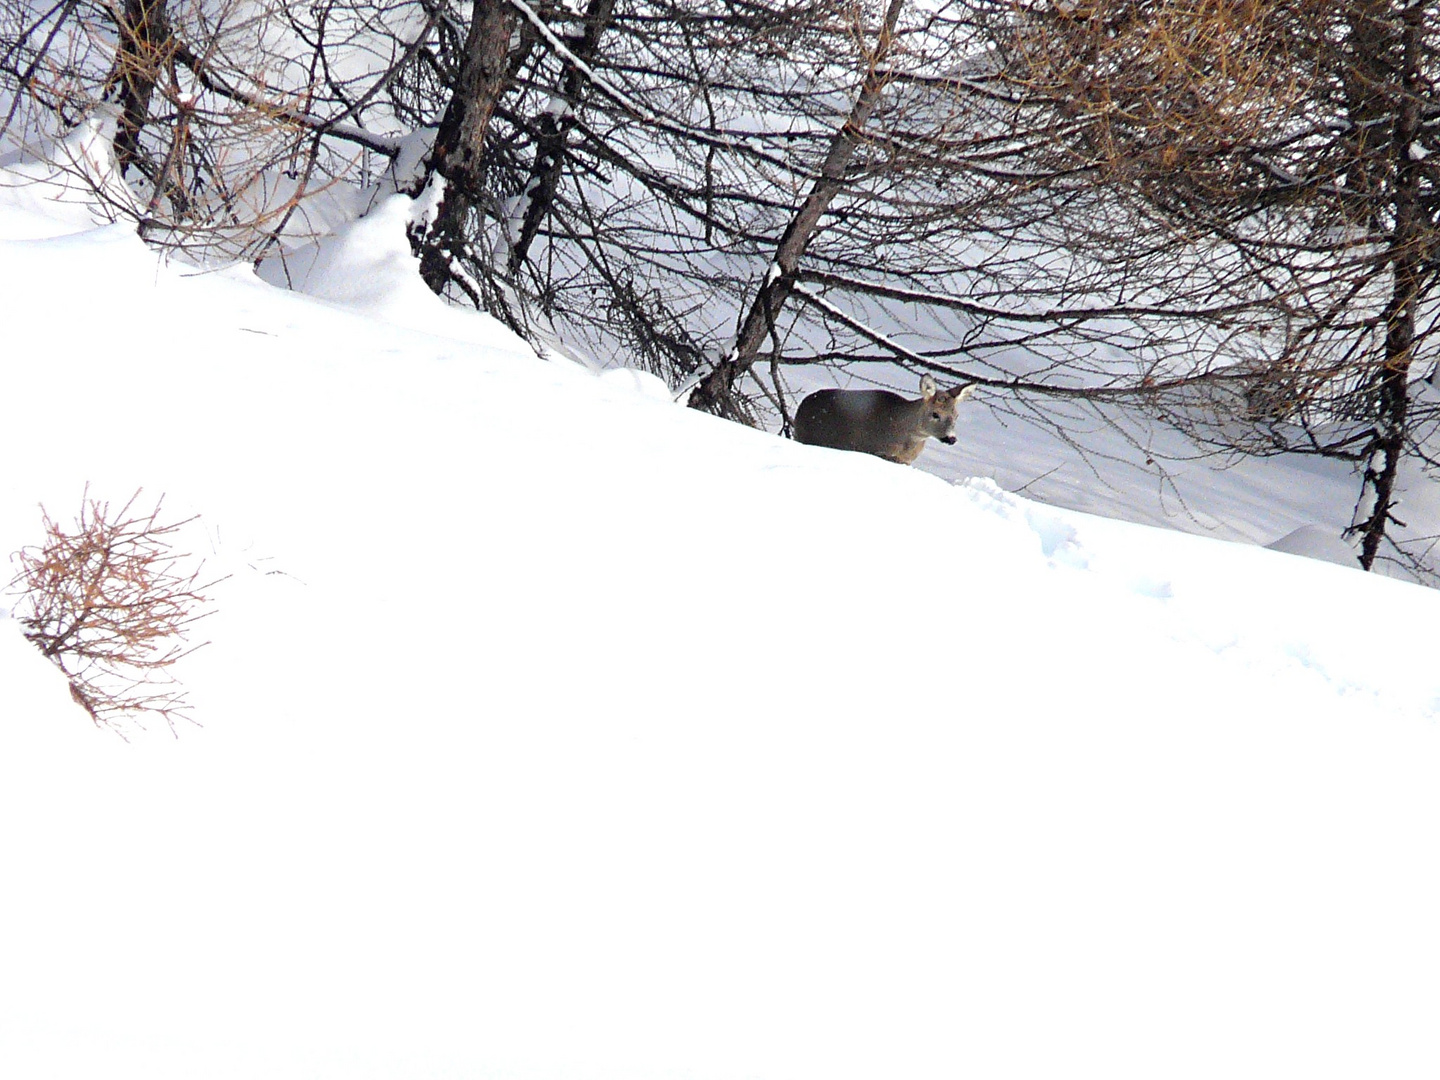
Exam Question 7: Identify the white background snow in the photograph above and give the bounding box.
[2,130,1440,1080]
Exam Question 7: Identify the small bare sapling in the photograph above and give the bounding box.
[6,488,218,735]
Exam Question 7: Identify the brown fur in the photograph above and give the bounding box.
[793,376,974,465]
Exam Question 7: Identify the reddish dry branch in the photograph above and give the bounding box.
[7,487,216,734]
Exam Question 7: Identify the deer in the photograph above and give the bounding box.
[792,374,976,465]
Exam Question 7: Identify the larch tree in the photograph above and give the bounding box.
[981,0,1440,574]
[684,0,906,416]
[405,0,522,303]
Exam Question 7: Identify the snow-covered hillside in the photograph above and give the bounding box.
[3,154,1440,1079]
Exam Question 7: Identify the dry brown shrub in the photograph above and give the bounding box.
[1009,0,1319,198]
[6,487,219,736]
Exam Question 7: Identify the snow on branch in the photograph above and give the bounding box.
[504,0,655,124]
[789,277,976,375]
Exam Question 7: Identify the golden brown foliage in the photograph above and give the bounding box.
[1008,0,1320,198]
[7,488,217,736]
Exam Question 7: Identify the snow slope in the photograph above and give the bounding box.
[2,169,1440,1080]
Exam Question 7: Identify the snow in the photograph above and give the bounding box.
[0,104,135,236]
[1266,523,1362,567]
[257,192,462,326]
[3,145,1440,1080]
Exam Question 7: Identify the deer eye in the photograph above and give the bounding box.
[931,412,942,420]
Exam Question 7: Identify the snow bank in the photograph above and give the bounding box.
[1267,523,1362,567]
[0,106,137,239]
[2,192,1439,1080]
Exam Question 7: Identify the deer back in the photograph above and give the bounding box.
[793,375,974,464]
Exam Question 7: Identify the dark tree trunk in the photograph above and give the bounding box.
[508,0,616,273]
[1353,1,1427,570]
[687,0,905,417]
[104,0,172,180]
[411,0,521,296]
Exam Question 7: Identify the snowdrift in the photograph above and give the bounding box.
[2,181,1439,1080]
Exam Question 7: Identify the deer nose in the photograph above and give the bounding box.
[941,435,957,445]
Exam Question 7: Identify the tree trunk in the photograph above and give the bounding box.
[104,0,172,180]
[687,0,905,417]
[508,0,616,273]
[411,0,521,296]
[1353,0,1426,570]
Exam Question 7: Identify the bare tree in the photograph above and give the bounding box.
[104,0,174,179]
[2,0,435,258]
[12,0,1440,582]
[507,0,615,271]
[405,0,521,301]
[985,0,1440,573]
[685,0,906,416]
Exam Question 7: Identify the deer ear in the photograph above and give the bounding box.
[951,383,976,402]
[919,373,938,399]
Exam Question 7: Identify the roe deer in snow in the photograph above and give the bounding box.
[792,374,975,465]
